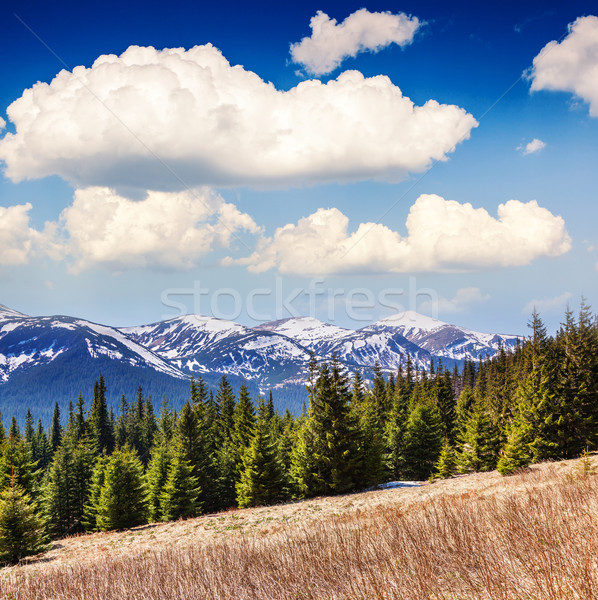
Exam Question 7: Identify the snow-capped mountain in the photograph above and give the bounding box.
[0,304,27,321]
[253,317,352,354]
[373,310,519,361]
[123,316,312,388]
[0,311,189,424]
[0,305,521,422]
[0,314,183,382]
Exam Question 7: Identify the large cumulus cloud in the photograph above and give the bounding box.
[530,15,598,117]
[0,44,477,190]
[238,194,571,275]
[56,187,259,272]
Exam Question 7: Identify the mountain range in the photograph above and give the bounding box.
[0,304,520,423]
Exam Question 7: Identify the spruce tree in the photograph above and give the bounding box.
[43,433,94,536]
[402,402,443,481]
[0,476,47,565]
[32,420,52,473]
[24,410,35,448]
[384,371,411,479]
[49,403,62,452]
[236,399,283,508]
[89,375,114,455]
[233,384,256,456]
[0,434,38,497]
[291,359,360,497]
[145,439,173,522]
[456,397,500,473]
[160,443,202,521]
[432,438,458,480]
[89,446,147,531]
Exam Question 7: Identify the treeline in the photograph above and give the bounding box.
[0,304,596,565]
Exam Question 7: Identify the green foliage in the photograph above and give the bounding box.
[43,433,95,536]
[0,477,47,565]
[0,435,39,498]
[432,438,458,480]
[291,359,361,498]
[145,439,172,522]
[85,446,147,531]
[236,399,283,508]
[89,376,114,455]
[456,398,500,473]
[402,402,443,481]
[160,442,202,520]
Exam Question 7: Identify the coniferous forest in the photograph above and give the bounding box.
[0,305,597,565]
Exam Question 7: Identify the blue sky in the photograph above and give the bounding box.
[0,0,596,335]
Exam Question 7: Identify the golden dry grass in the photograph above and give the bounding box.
[1,457,597,599]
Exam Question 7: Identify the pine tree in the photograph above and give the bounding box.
[176,401,214,510]
[43,433,94,536]
[32,420,52,473]
[432,438,458,480]
[384,370,411,479]
[0,476,47,565]
[89,375,114,455]
[497,418,532,475]
[24,410,35,448]
[234,385,256,456]
[0,434,38,497]
[236,399,283,508]
[456,397,500,473]
[160,442,202,521]
[82,454,109,531]
[88,446,147,531]
[145,439,172,522]
[49,403,62,452]
[402,402,443,481]
[291,359,361,497]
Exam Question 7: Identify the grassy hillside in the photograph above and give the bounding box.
[2,456,597,599]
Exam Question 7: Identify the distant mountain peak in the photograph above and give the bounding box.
[0,304,28,321]
[376,310,445,331]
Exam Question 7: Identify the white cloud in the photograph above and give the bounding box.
[238,194,571,276]
[0,44,477,190]
[420,287,490,315]
[55,187,259,272]
[523,292,573,315]
[0,117,5,131]
[290,9,420,75]
[0,203,43,265]
[530,15,598,116]
[518,138,546,155]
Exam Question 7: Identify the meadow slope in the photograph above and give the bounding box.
[1,456,597,599]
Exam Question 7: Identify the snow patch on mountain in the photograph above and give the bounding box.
[0,305,28,321]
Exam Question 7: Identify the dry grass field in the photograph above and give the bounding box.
[1,456,597,599]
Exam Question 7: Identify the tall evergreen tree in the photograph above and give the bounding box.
[87,446,147,531]
[49,403,62,452]
[0,476,47,565]
[160,442,202,520]
[236,399,283,508]
[402,402,443,481]
[456,397,500,473]
[291,359,361,497]
[43,433,94,536]
[145,438,173,523]
[89,375,114,455]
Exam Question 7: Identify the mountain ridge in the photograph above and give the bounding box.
[0,306,521,423]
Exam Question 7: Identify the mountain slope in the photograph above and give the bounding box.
[0,306,522,422]
[0,314,189,424]
[123,316,312,389]
[375,310,520,361]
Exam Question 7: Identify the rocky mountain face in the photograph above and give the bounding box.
[0,304,520,421]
